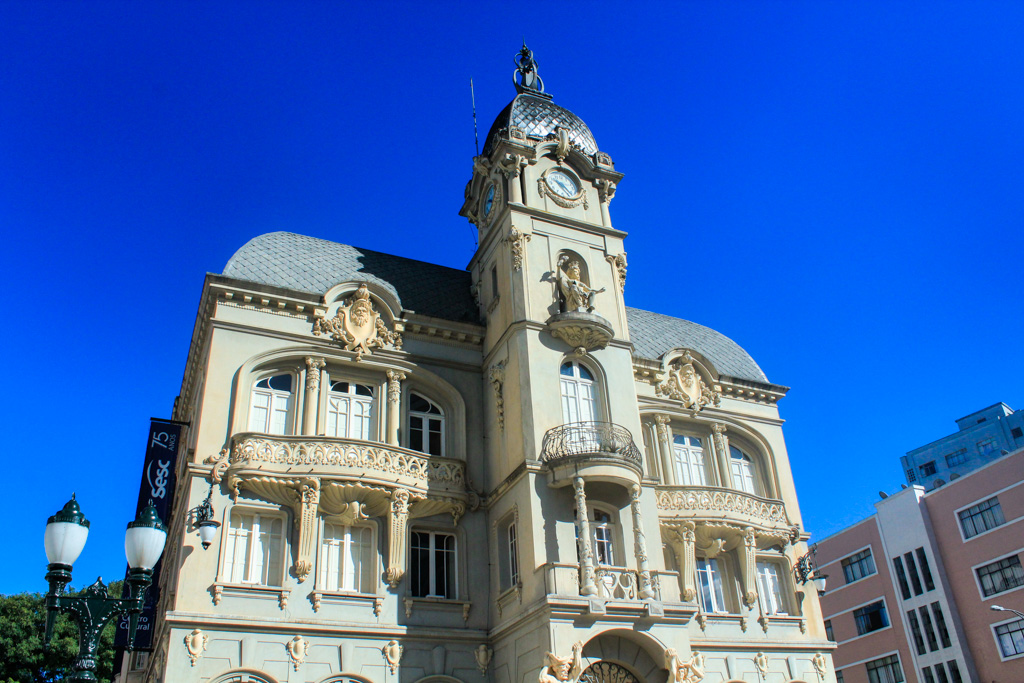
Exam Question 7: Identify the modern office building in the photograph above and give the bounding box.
[119,47,835,683]
[900,403,1024,492]
[817,445,1024,683]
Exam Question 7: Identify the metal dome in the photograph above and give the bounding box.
[482,92,598,158]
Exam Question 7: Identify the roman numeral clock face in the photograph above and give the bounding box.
[546,169,578,198]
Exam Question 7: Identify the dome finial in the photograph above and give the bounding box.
[513,43,545,95]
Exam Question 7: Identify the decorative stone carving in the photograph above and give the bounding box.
[674,522,697,602]
[694,612,707,631]
[287,635,309,671]
[303,357,326,434]
[311,592,322,613]
[313,284,402,359]
[385,488,411,588]
[595,179,617,203]
[290,478,320,582]
[630,485,656,599]
[753,652,768,679]
[595,152,613,167]
[382,640,403,674]
[557,255,604,314]
[742,527,758,608]
[475,644,493,676]
[656,352,721,414]
[304,356,325,392]
[505,225,531,270]
[500,153,526,178]
[385,370,406,446]
[403,597,414,618]
[205,448,230,485]
[211,584,222,606]
[373,597,383,616]
[554,128,571,164]
[463,602,471,622]
[573,478,598,596]
[665,649,705,683]
[183,628,208,667]
[605,253,626,292]
[655,488,789,528]
[489,361,506,431]
[811,653,827,681]
[539,641,583,683]
[549,323,612,354]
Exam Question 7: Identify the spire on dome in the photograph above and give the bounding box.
[513,43,547,96]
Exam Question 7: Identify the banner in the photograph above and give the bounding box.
[113,418,184,649]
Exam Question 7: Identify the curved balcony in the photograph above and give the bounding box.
[540,421,642,488]
[655,485,795,543]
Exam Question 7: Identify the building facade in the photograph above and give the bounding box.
[124,48,835,683]
[817,446,1024,683]
[900,403,1024,491]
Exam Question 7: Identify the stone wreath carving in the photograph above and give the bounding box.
[312,284,402,359]
[656,352,720,414]
[539,641,583,683]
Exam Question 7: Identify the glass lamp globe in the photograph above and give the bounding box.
[125,501,167,571]
[197,519,221,550]
[44,495,90,567]
[813,575,827,594]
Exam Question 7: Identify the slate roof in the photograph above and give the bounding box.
[222,232,768,383]
[625,307,769,383]
[222,232,480,324]
[483,93,599,157]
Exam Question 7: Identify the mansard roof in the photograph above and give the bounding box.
[222,232,769,383]
[625,307,769,383]
[222,232,481,324]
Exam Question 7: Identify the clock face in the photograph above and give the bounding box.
[483,184,495,217]
[546,170,578,199]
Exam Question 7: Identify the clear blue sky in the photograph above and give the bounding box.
[1,1,1021,594]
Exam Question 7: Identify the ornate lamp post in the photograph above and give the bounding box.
[190,483,221,550]
[43,494,167,682]
[793,543,828,595]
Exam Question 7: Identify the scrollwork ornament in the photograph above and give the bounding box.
[287,635,309,671]
[312,284,402,359]
[489,361,506,430]
[596,178,617,203]
[604,252,627,292]
[753,652,769,680]
[382,640,403,674]
[812,653,827,681]
[656,352,721,414]
[500,152,526,179]
[305,357,325,391]
[475,644,493,676]
[505,225,532,271]
[183,629,208,667]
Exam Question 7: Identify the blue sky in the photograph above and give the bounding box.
[1,1,1022,594]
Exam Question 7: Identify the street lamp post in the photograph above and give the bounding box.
[991,605,1024,620]
[43,494,167,682]
[793,543,829,595]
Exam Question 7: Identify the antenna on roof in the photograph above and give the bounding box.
[471,78,479,156]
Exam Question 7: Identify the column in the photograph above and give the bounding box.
[655,415,673,485]
[596,179,616,228]
[630,485,656,599]
[672,522,697,602]
[385,488,411,588]
[712,423,731,488]
[502,153,525,204]
[292,477,320,583]
[573,477,598,596]
[303,357,325,435]
[385,370,406,446]
[740,526,758,608]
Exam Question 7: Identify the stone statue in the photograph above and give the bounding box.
[666,648,705,683]
[539,641,583,683]
[557,255,604,313]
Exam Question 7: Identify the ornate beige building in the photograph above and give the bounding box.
[125,47,836,683]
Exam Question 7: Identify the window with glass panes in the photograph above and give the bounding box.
[865,654,903,683]
[672,435,706,486]
[319,523,373,592]
[892,556,912,599]
[729,446,757,495]
[905,552,924,595]
[933,664,950,683]
[326,381,373,440]
[824,619,834,641]
[223,510,284,586]
[408,393,444,455]
[944,449,967,467]
[755,561,787,615]
[410,530,455,598]
[559,361,597,424]
[931,602,951,648]
[920,461,937,477]
[249,374,293,435]
[977,437,998,454]
[854,601,889,635]
[508,521,519,586]
[958,497,1005,538]
[592,509,615,565]
[919,606,939,651]
[907,610,926,655]
[995,618,1024,658]
[945,661,962,683]
[696,557,727,613]
[977,555,1024,596]
[921,667,935,683]
[916,548,935,591]
[841,548,876,583]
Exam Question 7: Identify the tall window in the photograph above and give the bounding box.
[672,435,706,486]
[931,602,951,648]
[944,449,967,467]
[976,555,1024,597]
[905,552,924,595]
[946,661,963,683]
[410,530,456,598]
[249,374,293,435]
[592,509,615,565]
[508,522,519,586]
[326,381,373,439]
[729,446,757,495]
[919,606,939,651]
[995,618,1024,658]
[756,561,787,615]
[408,393,444,455]
[865,654,903,683]
[696,558,727,613]
[498,517,520,590]
[958,497,1005,538]
[825,619,834,641]
[223,511,284,586]
[842,549,877,583]
[560,361,597,424]
[907,610,926,655]
[916,548,935,591]
[892,556,912,599]
[319,523,373,593]
[854,601,889,635]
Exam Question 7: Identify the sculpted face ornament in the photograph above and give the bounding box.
[312,284,402,359]
[557,255,605,314]
[656,352,721,414]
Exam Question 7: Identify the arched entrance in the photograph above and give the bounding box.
[579,631,668,683]
[580,661,640,683]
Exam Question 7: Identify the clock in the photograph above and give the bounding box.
[546,170,578,199]
[483,183,496,217]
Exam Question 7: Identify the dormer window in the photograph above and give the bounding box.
[249,374,293,435]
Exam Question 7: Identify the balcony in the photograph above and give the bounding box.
[540,421,643,488]
[655,485,795,544]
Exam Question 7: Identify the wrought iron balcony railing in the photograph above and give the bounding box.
[540,421,643,468]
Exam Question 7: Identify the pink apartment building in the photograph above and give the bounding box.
[816,447,1024,683]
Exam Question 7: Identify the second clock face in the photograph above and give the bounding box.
[546,170,578,199]
[483,184,496,216]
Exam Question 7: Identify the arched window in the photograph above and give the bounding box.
[249,374,293,435]
[326,381,373,440]
[408,393,444,455]
[730,446,758,495]
[560,361,597,423]
[672,435,707,486]
[319,522,374,593]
